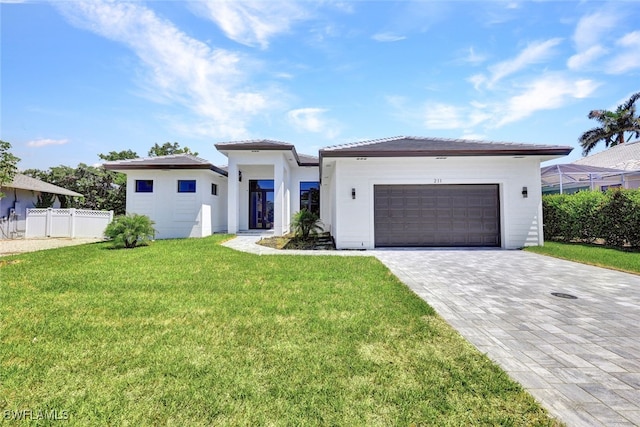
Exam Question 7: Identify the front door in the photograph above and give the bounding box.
[249,180,274,229]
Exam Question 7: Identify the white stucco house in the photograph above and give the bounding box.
[104,136,572,249]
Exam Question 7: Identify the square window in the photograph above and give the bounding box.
[211,183,218,195]
[178,180,196,193]
[135,180,153,193]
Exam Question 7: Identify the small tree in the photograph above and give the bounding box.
[104,214,156,248]
[291,209,322,239]
[0,140,20,198]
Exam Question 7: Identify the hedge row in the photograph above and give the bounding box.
[543,189,640,248]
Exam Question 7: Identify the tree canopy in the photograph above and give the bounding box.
[23,163,126,214]
[20,142,196,213]
[579,92,640,156]
[148,142,198,157]
[98,150,139,162]
[0,140,20,198]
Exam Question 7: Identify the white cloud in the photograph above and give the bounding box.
[56,1,271,139]
[424,104,465,129]
[607,31,640,74]
[423,103,490,130]
[189,1,309,49]
[568,9,619,70]
[567,45,607,70]
[485,38,562,87]
[572,10,619,51]
[287,108,339,138]
[372,32,406,42]
[468,74,487,91]
[496,75,599,127]
[462,47,487,65]
[416,74,599,133]
[26,138,69,148]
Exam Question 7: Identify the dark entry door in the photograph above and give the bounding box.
[249,180,274,229]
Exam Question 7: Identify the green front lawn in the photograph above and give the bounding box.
[525,241,640,275]
[1,236,558,425]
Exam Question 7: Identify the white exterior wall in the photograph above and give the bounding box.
[125,169,227,239]
[329,156,544,250]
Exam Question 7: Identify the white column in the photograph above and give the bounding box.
[227,161,239,234]
[274,157,284,236]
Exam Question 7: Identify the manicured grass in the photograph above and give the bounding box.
[1,236,559,426]
[525,241,640,275]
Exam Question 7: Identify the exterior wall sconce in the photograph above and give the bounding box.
[522,186,528,198]
[351,188,356,199]
[239,171,242,182]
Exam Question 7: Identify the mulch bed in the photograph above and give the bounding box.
[257,234,334,250]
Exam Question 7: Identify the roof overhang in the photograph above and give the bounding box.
[320,148,573,158]
[215,140,319,167]
[104,163,228,176]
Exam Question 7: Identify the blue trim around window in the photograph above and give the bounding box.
[135,180,153,193]
[178,180,196,193]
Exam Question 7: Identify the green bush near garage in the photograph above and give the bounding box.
[543,189,640,248]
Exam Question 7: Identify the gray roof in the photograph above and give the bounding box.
[4,174,83,197]
[215,139,319,166]
[215,139,294,151]
[320,136,573,157]
[573,140,640,171]
[103,154,228,176]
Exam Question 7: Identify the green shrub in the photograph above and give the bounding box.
[565,190,606,242]
[599,190,639,247]
[542,194,570,241]
[542,189,640,248]
[626,191,640,247]
[291,209,323,239]
[104,214,156,248]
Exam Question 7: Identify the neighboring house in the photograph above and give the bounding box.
[571,140,640,190]
[540,164,630,194]
[104,136,572,249]
[0,173,83,238]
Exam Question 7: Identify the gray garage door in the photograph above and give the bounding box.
[374,184,500,247]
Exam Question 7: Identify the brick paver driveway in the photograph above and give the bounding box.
[374,249,640,426]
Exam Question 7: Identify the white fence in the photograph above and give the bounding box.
[25,208,113,239]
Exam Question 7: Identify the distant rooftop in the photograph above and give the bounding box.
[6,174,83,197]
[573,140,640,171]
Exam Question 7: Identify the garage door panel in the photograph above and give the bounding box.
[374,184,500,247]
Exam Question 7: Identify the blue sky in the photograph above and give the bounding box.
[2,1,639,170]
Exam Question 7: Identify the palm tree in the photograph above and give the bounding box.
[579,91,640,156]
